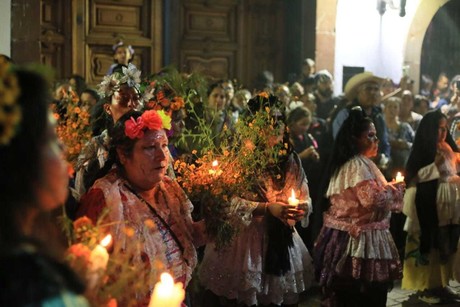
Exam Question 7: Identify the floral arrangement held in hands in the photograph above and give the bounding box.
[54,99,92,167]
[175,92,290,249]
[62,213,163,306]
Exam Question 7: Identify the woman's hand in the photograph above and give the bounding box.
[300,146,320,161]
[267,202,307,224]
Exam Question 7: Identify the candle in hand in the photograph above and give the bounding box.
[287,189,299,226]
[149,272,185,307]
[90,234,111,271]
[88,234,111,289]
[395,172,405,183]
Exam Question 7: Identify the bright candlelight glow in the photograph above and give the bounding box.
[100,234,112,247]
[149,272,185,307]
[208,160,222,176]
[287,189,299,226]
[395,172,405,183]
[88,234,111,289]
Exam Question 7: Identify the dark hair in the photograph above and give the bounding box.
[405,110,458,184]
[287,106,311,127]
[69,74,87,96]
[207,80,224,97]
[110,110,143,167]
[81,88,100,103]
[0,69,51,245]
[414,94,429,108]
[327,107,373,179]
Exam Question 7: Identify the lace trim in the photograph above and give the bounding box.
[326,155,387,197]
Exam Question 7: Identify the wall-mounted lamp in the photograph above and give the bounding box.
[377,0,406,17]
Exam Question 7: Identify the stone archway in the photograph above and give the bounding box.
[404,0,449,92]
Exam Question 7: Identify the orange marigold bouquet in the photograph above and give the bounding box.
[61,213,162,306]
[174,93,289,249]
[54,96,92,168]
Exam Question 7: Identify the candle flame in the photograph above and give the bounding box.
[396,172,401,177]
[100,234,112,247]
[212,160,218,167]
[291,189,296,199]
[160,272,174,288]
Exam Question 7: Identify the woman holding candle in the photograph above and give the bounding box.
[0,60,88,305]
[77,109,205,305]
[314,107,405,306]
[402,110,460,304]
[199,93,314,306]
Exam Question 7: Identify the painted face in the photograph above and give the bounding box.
[438,117,448,143]
[36,113,69,210]
[355,122,379,158]
[114,46,132,65]
[106,86,141,122]
[121,129,169,190]
[208,87,227,111]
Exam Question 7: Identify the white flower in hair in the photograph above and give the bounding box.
[97,63,142,98]
[122,63,141,90]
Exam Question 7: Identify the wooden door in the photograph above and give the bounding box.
[73,0,163,87]
[170,0,285,90]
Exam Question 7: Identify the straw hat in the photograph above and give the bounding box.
[344,72,384,100]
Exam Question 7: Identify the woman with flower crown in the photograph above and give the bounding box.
[76,109,205,305]
[199,93,314,307]
[74,63,143,200]
[0,59,88,305]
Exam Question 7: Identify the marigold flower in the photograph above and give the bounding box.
[73,216,94,230]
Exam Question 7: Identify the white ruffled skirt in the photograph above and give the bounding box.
[199,216,313,306]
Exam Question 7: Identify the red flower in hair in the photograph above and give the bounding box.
[141,110,163,130]
[125,116,145,139]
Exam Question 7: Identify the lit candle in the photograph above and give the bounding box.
[287,189,299,226]
[149,272,185,307]
[88,234,111,289]
[208,160,222,176]
[395,172,405,183]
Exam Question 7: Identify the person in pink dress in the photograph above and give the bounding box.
[314,107,405,307]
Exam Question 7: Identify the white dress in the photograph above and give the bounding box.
[199,154,314,306]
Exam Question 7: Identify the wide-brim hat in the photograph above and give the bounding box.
[345,72,384,100]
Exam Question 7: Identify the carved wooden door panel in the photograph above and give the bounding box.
[172,0,285,90]
[73,0,163,87]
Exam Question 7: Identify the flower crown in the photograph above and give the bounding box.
[125,110,172,139]
[0,58,21,145]
[98,63,141,99]
[142,81,185,116]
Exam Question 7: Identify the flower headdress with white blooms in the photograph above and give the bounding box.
[0,57,21,145]
[97,63,142,99]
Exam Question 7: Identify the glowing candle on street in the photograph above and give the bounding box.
[149,272,185,307]
[395,172,405,183]
[287,189,299,226]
